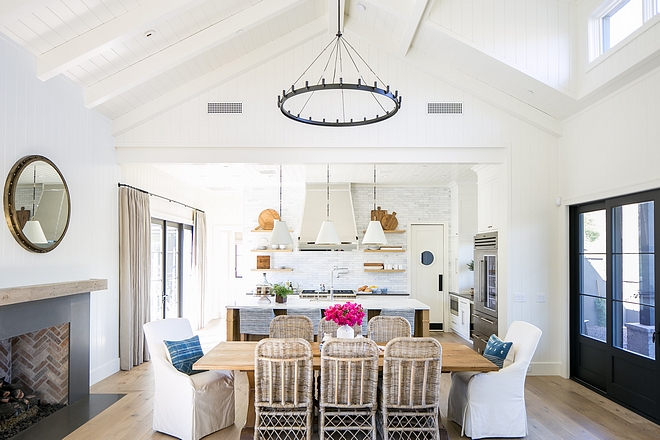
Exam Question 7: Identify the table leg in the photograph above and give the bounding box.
[245,371,255,428]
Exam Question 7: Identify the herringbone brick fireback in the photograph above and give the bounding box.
[11,324,69,404]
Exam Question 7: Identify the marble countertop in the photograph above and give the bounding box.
[228,295,429,310]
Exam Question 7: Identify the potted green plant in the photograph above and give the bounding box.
[467,260,474,271]
[273,283,293,303]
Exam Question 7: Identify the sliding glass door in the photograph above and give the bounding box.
[571,189,660,422]
[150,219,193,321]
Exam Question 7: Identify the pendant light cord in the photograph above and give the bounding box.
[326,165,330,220]
[373,165,377,212]
[279,165,283,218]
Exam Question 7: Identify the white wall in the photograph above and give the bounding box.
[0,34,120,384]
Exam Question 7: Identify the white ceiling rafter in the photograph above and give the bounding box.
[0,0,50,28]
[397,0,428,57]
[111,16,328,135]
[85,0,307,109]
[36,0,209,81]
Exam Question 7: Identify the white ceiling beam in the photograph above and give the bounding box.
[0,0,50,28]
[398,0,429,57]
[329,0,346,35]
[86,0,306,108]
[343,20,563,137]
[37,0,208,81]
[111,17,327,135]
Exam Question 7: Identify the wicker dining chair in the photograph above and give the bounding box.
[254,338,314,440]
[379,308,415,336]
[239,308,275,341]
[368,316,411,343]
[286,308,322,337]
[269,315,314,342]
[319,338,379,440]
[378,337,443,440]
[318,318,363,338]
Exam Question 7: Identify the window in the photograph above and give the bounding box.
[589,0,659,60]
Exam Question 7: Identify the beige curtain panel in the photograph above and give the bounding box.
[119,186,151,371]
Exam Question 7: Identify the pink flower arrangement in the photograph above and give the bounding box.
[324,302,365,327]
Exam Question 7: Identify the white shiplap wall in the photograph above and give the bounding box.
[0,34,120,384]
[427,0,576,94]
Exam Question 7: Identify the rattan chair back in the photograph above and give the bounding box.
[379,308,415,335]
[368,315,411,343]
[286,308,322,336]
[269,315,314,342]
[254,338,314,440]
[379,337,442,440]
[319,338,379,440]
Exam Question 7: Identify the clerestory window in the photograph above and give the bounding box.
[589,0,659,61]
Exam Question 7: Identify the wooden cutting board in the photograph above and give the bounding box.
[371,206,387,221]
[257,209,280,230]
[381,212,398,230]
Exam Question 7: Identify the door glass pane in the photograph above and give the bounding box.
[150,223,164,321]
[420,251,434,266]
[581,295,607,342]
[612,201,655,358]
[165,225,180,319]
[484,255,497,310]
[579,210,606,340]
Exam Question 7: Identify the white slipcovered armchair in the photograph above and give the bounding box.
[447,321,542,439]
[143,318,235,440]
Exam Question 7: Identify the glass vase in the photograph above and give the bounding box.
[336,324,354,339]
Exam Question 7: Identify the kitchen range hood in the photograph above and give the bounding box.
[298,183,358,251]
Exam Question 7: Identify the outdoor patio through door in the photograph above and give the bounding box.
[570,189,660,423]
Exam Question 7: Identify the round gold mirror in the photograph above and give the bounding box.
[3,155,70,253]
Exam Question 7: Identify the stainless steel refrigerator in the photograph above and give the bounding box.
[472,232,498,353]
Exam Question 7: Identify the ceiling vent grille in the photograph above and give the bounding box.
[207,102,243,114]
[427,102,463,114]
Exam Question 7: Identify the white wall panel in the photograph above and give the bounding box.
[428,0,577,94]
[0,34,119,385]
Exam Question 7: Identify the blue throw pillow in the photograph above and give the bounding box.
[163,335,205,375]
[483,334,513,369]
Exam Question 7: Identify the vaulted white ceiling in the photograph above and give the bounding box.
[3,0,659,186]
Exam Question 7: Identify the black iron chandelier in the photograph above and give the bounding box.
[277,1,402,127]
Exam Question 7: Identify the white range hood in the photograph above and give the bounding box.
[298,183,358,251]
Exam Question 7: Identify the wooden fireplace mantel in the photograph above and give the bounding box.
[0,279,108,307]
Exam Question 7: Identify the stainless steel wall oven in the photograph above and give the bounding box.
[472,232,498,353]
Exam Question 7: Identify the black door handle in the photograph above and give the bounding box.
[653,331,660,344]
[438,274,443,291]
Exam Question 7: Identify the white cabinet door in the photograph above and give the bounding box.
[458,298,471,339]
[477,177,498,232]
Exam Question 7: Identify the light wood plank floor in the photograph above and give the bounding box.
[65,320,660,440]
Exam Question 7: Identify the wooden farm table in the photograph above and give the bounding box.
[194,341,497,428]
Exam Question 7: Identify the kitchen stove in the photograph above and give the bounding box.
[299,289,356,299]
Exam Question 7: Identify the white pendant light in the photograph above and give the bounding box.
[362,165,387,248]
[269,166,294,246]
[23,165,48,244]
[315,165,341,245]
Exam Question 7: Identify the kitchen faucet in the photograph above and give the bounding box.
[330,266,349,301]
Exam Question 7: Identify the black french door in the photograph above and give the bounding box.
[570,189,660,422]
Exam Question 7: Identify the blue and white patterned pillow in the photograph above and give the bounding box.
[483,334,513,369]
[163,335,205,375]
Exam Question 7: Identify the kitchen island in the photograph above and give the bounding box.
[226,295,430,340]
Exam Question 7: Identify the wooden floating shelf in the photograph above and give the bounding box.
[364,249,405,252]
[250,268,294,272]
[362,230,405,233]
[364,269,405,273]
[251,249,293,252]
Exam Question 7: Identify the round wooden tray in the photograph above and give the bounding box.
[257,209,280,230]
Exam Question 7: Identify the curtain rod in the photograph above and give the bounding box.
[118,183,204,214]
